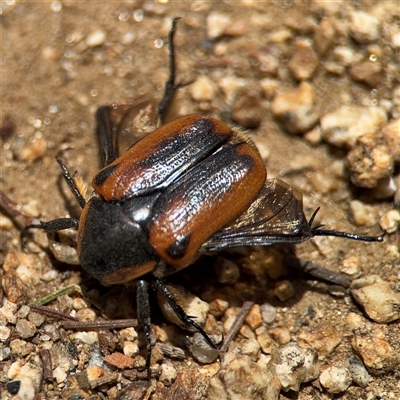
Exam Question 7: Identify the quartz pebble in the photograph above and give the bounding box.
[86,29,106,47]
[319,366,352,394]
[349,200,378,226]
[190,332,219,364]
[352,324,395,375]
[15,319,36,339]
[288,40,319,80]
[159,363,177,386]
[379,209,400,233]
[349,60,382,87]
[349,11,381,43]
[260,303,276,324]
[206,12,231,39]
[271,82,319,135]
[347,132,393,188]
[208,355,281,400]
[274,343,319,391]
[189,76,216,102]
[320,106,387,148]
[351,276,400,323]
[348,356,371,388]
[245,304,262,330]
[298,323,341,357]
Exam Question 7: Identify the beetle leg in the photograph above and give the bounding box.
[157,17,182,124]
[152,278,217,350]
[55,155,86,209]
[96,106,119,167]
[137,279,153,371]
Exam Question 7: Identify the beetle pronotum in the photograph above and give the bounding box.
[26,19,384,369]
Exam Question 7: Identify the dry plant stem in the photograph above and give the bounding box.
[40,349,54,382]
[61,319,139,330]
[220,301,255,359]
[30,305,78,321]
[0,189,33,223]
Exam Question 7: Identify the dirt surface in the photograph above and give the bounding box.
[1,1,399,399]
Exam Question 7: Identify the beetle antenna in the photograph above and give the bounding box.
[56,154,86,209]
[311,226,385,242]
[308,207,385,242]
[157,17,181,123]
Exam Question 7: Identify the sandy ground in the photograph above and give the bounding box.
[1,1,399,399]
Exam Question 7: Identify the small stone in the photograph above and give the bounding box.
[245,304,263,330]
[382,119,400,161]
[352,324,395,375]
[27,311,45,327]
[351,277,400,323]
[271,82,319,135]
[19,137,47,162]
[259,78,279,100]
[313,17,335,55]
[7,380,21,395]
[231,90,263,129]
[0,299,18,324]
[274,343,309,391]
[349,200,378,226]
[119,327,138,341]
[319,366,352,393]
[16,305,30,319]
[159,363,177,386]
[104,352,135,369]
[311,0,343,15]
[349,60,382,87]
[333,46,357,67]
[298,323,342,357]
[348,356,371,388]
[189,76,216,102]
[239,324,256,340]
[273,280,295,301]
[347,132,393,188]
[372,176,397,200]
[269,327,291,345]
[16,319,36,339]
[157,284,209,331]
[72,331,98,344]
[0,325,11,341]
[241,339,260,358]
[260,303,277,324]
[49,241,79,265]
[214,259,240,285]
[53,366,67,384]
[43,324,60,341]
[156,343,186,360]
[339,256,361,278]
[209,298,229,318]
[206,12,231,39]
[320,105,387,148]
[123,341,139,358]
[76,308,97,322]
[288,40,319,80]
[379,209,400,234]
[350,11,381,43]
[190,332,220,364]
[0,347,11,361]
[86,29,106,47]
[256,331,278,355]
[208,355,281,400]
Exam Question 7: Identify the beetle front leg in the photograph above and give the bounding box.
[137,279,152,371]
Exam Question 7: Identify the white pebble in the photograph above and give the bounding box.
[319,366,352,393]
[86,29,106,47]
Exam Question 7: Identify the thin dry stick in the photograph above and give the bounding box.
[62,319,139,330]
[40,349,54,382]
[220,301,255,360]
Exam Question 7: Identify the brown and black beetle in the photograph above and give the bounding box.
[28,19,384,368]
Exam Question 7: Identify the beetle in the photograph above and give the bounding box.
[27,19,384,369]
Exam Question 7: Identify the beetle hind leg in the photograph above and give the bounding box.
[153,279,218,350]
